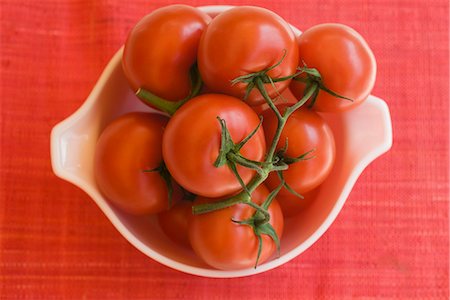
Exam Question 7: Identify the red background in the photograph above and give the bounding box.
[1,0,448,298]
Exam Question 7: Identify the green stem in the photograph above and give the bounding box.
[228,152,264,174]
[255,78,282,121]
[192,185,270,222]
[235,116,263,151]
[192,193,248,215]
[266,118,286,163]
[292,65,354,109]
[245,201,271,223]
[244,171,269,194]
[136,88,182,116]
[255,77,285,162]
[285,82,318,116]
[191,171,268,216]
[227,160,251,196]
[263,84,316,164]
[268,69,304,83]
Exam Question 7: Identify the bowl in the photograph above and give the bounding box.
[50,5,392,278]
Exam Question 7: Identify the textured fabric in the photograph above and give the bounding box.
[0,0,448,299]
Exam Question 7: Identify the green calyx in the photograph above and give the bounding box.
[214,116,265,196]
[231,181,283,268]
[233,218,280,268]
[276,139,316,165]
[230,50,300,101]
[271,140,315,199]
[293,62,354,109]
[275,170,303,199]
[136,63,203,116]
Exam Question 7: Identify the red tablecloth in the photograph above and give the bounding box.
[1,0,448,298]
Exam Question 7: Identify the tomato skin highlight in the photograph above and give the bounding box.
[189,185,284,270]
[263,106,335,196]
[290,23,376,112]
[198,6,298,105]
[162,93,266,198]
[94,112,177,215]
[122,5,211,102]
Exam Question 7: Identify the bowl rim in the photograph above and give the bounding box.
[50,5,393,278]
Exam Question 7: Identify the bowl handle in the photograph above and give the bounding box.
[50,121,94,189]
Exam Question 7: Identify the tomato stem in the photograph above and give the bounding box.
[136,88,182,116]
[292,64,354,109]
[276,170,303,199]
[235,116,263,151]
[192,193,248,215]
[228,153,264,175]
[214,117,235,168]
[282,148,316,164]
[228,160,251,196]
[136,65,203,116]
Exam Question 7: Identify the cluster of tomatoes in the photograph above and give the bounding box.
[94,5,376,270]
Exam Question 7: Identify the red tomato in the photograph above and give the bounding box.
[162,94,266,198]
[94,112,179,215]
[122,5,211,101]
[189,185,284,270]
[158,199,193,247]
[198,6,298,106]
[290,23,376,112]
[276,188,320,217]
[263,106,335,196]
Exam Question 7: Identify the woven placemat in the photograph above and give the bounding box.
[0,0,448,298]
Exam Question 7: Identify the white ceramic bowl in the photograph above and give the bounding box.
[50,5,392,278]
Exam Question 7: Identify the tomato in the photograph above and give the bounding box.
[198,6,298,106]
[290,23,376,112]
[158,199,193,247]
[276,188,320,217]
[263,105,335,196]
[189,185,284,270]
[94,112,179,215]
[162,94,266,198]
[122,5,211,102]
